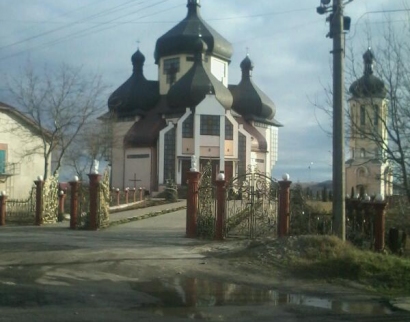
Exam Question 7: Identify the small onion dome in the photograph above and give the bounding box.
[349,48,387,99]
[230,55,276,122]
[154,0,233,64]
[108,49,159,118]
[167,37,233,110]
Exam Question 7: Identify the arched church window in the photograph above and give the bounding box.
[360,105,366,126]
[163,58,180,84]
[182,114,194,138]
[225,117,233,140]
[357,167,366,178]
[374,105,379,126]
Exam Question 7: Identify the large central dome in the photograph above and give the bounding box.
[154,0,233,63]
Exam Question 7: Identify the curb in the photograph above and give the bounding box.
[107,206,187,228]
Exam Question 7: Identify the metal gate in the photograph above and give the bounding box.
[196,162,216,238]
[225,168,279,238]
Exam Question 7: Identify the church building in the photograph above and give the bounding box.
[107,0,282,193]
[346,48,393,198]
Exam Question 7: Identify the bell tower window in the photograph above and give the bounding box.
[163,58,180,84]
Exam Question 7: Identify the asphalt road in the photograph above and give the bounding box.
[0,210,409,322]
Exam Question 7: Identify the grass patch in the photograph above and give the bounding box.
[248,235,410,296]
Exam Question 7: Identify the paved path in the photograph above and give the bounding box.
[108,199,187,224]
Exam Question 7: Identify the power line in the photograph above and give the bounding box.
[0,1,178,62]
[0,0,149,51]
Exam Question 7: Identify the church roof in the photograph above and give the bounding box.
[349,48,387,99]
[154,0,233,63]
[108,49,160,118]
[123,103,166,148]
[229,55,281,126]
[167,37,233,110]
[236,117,267,152]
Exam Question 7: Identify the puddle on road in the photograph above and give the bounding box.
[131,277,392,318]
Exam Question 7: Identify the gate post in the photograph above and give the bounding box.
[373,195,387,252]
[69,177,80,229]
[0,192,7,226]
[186,171,200,238]
[58,190,65,222]
[139,187,143,201]
[278,174,292,237]
[34,176,44,226]
[124,187,129,204]
[88,173,102,230]
[215,173,226,240]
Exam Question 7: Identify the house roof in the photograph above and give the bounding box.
[154,0,233,63]
[0,101,52,140]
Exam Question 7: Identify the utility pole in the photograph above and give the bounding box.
[317,0,352,241]
[332,0,345,241]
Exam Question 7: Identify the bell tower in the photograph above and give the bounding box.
[346,48,392,197]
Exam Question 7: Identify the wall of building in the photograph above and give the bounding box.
[111,120,136,189]
[124,147,152,192]
[0,112,50,199]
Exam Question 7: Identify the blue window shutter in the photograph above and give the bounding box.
[0,150,5,173]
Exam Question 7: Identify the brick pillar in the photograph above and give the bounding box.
[34,178,44,226]
[278,178,292,237]
[132,188,136,202]
[58,190,65,222]
[215,174,226,240]
[0,192,7,226]
[69,179,80,229]
[374,201,387,252]
[88,173,102,231]
[139,187,143,201]
[186,171,200,238]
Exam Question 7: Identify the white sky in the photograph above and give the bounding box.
[0,0,408,182]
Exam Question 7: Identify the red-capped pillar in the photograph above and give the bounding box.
[186,171,200,238]
[278,176,292,237]
[0,192,7,226]
[34,177,44,226]
[88,173,102,231]
[69,178,80,229]
[215,173,226,240]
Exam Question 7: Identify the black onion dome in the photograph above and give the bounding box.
[108,49,159,118]
[349,48,387,99]
[167,37,233,110]
[154,0,233,63]
[230,55,276,122]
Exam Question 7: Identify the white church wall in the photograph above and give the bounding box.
[124,148,152,192]
[111,121,135,190]
[210,57,228,87]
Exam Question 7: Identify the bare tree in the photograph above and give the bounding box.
[63,118,113,180]
[7,63,107,179]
